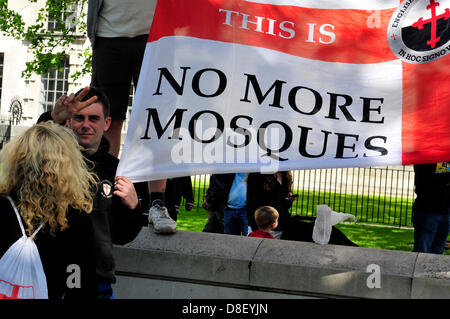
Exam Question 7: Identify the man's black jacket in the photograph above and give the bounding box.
[204,174,236,212]
[413,163,450,215]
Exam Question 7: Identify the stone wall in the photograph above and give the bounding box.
[112,227,450,299]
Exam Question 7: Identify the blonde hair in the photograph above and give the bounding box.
[0,121,97,236]
[255,206,279,229]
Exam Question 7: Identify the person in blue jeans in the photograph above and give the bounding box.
[412,163,450,254]
[223,173,249,236]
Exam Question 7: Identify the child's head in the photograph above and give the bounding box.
[255,206,279,230]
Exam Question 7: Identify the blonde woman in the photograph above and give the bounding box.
[0,122,98,299]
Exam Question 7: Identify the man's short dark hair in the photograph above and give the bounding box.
[75,86,111,118]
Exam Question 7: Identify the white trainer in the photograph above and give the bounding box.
[148,200,177,233]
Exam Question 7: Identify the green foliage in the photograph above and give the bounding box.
[0,0,90,80]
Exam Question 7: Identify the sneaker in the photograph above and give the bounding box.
[148,200,177,233]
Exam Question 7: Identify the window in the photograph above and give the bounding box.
[0,53,3,104]
[47,3,77,32]
[41,57,70,112]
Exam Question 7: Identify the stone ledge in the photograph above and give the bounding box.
[113,227,450,299]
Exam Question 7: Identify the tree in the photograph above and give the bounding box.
[0,0,90,80]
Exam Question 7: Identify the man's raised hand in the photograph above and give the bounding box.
[51,86,98,123]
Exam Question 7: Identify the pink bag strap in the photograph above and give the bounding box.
[4,196,44,239]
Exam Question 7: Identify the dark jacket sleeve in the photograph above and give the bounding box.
[180,176,194,203]
[205,174,234,212]
[413,163,450,214]
[111,196,143,245]
[87,0,103,47]
[271,182,293,231]
[246,173,263,230]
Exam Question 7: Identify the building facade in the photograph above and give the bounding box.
[0,0,134,138]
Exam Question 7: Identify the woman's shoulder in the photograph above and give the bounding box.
[0,195,22,258]
[0,195,17,221]
[0,194,12,205]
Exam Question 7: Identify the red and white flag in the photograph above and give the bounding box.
[117,0,450,181]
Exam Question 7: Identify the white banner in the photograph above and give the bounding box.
[117,0,450,181]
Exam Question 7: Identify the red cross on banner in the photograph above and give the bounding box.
[412,0,450,48]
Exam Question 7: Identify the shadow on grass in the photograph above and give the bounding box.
[335,224,414,252]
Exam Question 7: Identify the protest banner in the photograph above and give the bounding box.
[117,0,450,181]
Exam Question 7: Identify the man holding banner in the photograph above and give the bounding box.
[38,86,143,298]
[87,0,176,233]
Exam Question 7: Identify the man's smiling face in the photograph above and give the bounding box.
[69,102,111,154]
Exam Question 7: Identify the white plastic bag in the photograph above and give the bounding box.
[312,204,356,245]
[0,196,48,299]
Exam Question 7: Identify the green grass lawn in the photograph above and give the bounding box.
[176,206,450,255]
[289,189,413,227]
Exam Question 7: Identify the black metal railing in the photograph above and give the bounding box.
[188,166,415,228]
[289,166,415,227]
